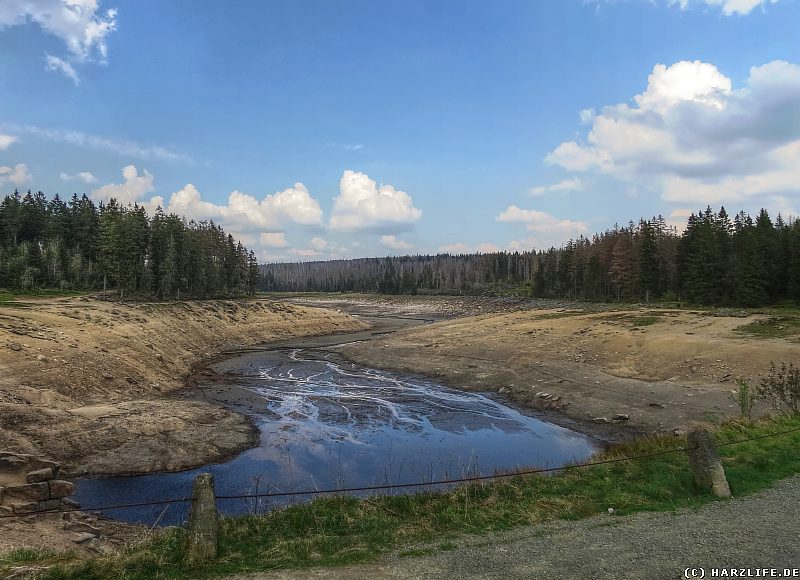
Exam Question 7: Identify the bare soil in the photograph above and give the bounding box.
[0,296,366,476]
[297,297,800,440]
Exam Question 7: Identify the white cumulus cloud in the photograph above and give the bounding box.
[330,170,422,232]
[259,232,288,248]
[545,59,800,207]
[0,163,32,187]
[0,135,19,150]
[60,170,97,184]
[0,0,117,82]
[530,177,584,196]
[0,0,117,61]
[164,182,323,231]
[380,235,414,251]
[91,165,155,205]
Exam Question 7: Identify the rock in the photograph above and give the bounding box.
[102,372,114,380]
[593,417,610,424]
[155,353,164,361]
[184,473,218,565]
[12,502,39,515]
[4,482,50,502]
[649,402,666,409]
[0,456,27,470]
[71,532,97,544]
[61,497,81,509]
[687,427,731,498]
[49,480,76,498]
[9,342,22,351]
[689,365,697,373]
[86,538,114,555]
[37,499,61,511]
[36,354,49,362]
[65,522,101,535]
[613,413,630,421]
[26,468,54,483]
[498,387,509,394]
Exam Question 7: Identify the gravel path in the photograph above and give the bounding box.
[233,475,800,580]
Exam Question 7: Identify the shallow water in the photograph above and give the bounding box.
[73,348,596,526]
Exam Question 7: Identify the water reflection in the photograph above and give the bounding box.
[73,349,596,525]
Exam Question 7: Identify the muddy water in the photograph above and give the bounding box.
[73,346,596,526]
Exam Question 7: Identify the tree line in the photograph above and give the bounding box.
[0,190,260,299]
[262,207,800,307]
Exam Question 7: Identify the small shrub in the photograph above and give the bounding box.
[730,379,756,420]
[758,362,800,415]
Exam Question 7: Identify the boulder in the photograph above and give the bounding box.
[26,468,54,483]
[4,482,50,502]
[49,480,76,498]
[37,499,61,511]
[687,427,731,498]
[70,532,97,545]
[184,473,218,566]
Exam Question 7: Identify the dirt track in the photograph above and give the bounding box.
[241,474,800,580]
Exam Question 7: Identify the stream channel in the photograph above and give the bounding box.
[72,306,597,526]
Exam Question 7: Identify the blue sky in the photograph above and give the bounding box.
[1,0,799,260]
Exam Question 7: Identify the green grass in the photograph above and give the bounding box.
[22,415,800,579]
[735,316,800,340]
[25,417,800,579]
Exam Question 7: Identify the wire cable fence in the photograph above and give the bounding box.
[2,424,799,521]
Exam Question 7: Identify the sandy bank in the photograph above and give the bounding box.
[332,304,800,439]
[0,297,366,476]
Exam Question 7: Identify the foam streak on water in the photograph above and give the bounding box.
[72,350,596,525]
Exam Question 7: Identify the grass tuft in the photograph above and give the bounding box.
[32,414,800,579]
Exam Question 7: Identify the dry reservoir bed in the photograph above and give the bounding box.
[323,300,800,439]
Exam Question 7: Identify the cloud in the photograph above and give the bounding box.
[530,177,584,196]
[45,54,80,84]
[437,242,504,254]
[545,59,800,207]
[6,124,193,164]
[497,206,588,233]
[0,0,117,61]
[91,164,155,205]
[590,0,782,16]
[259,232,289,248]
[670,0,780,16]
[327,143,365,151]
[497,206,588,247]
[330,170,422,232]
[0,134,18,150]
[380,235,414,251]
[163,182,323,232]
[0,163,32,187]
[60,170,97,184]
[309,237,328,251]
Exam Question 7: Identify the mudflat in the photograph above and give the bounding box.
[288,295,800,440]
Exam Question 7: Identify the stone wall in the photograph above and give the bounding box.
[0,451,77,516]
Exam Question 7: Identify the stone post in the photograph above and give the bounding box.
[687,427,731,498]
[184,473,218,566]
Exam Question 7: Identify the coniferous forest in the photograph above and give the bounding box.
[0,190,259,298]
[263,207,800,307]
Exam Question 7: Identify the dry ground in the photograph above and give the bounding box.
[336,304,800,439]
[0,296,366,476]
